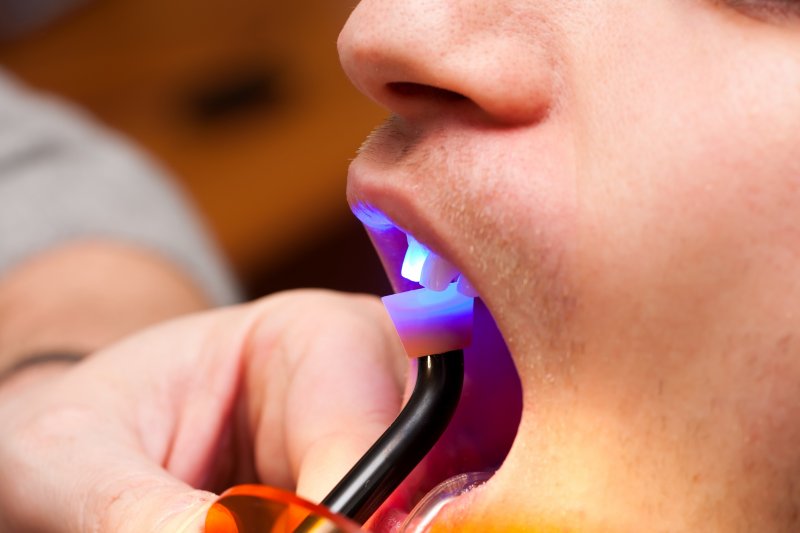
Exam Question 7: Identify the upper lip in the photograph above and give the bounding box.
[347,162,472,297]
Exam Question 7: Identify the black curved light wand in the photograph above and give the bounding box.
[297,350,464,529]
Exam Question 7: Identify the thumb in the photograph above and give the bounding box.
[295,418,402,504]
[76,462,215,533]
[292,345,416,506]
[277,302,410,506]
[1,398,217,533]
[241,291,408,506]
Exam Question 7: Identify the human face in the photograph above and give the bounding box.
[339,1,800,531]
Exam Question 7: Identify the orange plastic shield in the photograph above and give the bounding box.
[206,485,365,533]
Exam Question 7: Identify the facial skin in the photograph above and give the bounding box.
[340,1,800,531]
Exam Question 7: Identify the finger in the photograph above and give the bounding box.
[244,291,409,502]
[292,359,407,504]
[287,300,407,501]
[0,308,256,532]
[70,458,216,533]
[0,380,216,532]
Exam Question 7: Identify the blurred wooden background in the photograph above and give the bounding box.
[0,0,391,296]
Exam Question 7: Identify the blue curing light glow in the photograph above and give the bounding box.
[381,282,474,357]
[401,235,429,283]
[351,201,396,230]
[410,282,473,327]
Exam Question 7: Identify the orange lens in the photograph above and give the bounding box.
[206,485,365,533]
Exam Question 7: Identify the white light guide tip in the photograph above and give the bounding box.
[382,283,474,358]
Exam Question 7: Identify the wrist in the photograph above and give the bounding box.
[0,352,84,395]
[0,241,211,371]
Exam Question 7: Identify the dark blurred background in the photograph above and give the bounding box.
[0,0,392,298]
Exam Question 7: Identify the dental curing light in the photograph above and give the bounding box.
[298,284,474,528]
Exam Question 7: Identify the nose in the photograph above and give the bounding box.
[338,0,557,126]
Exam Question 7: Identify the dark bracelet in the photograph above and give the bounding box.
[0,352,84,387]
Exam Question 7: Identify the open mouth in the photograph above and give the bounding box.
[352,203,524,533]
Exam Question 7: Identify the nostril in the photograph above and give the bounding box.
[386,82,468,103]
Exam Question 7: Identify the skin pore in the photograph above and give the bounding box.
[339,0,800,531]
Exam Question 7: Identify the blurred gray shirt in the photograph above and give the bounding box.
[0,70,240,305]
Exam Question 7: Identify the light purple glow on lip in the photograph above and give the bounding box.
[351,201,397,230]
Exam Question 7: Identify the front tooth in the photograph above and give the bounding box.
[456,274,479,297]
[420,252,460,291]
[401,235,430,283]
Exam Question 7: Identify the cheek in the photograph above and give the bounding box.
[735,342,800,476]
[714,341,800,523]
[523,5,800,524]
[572,4,800,351]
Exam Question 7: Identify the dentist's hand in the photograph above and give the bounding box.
[0,290,407,532]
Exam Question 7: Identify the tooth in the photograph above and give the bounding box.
[420,252,460,291]
[401,235,430,283]
[456,274,479,297]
